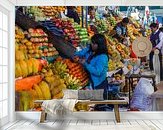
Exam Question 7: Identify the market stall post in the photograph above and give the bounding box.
[81,6,84,27]
[85,6,88,29]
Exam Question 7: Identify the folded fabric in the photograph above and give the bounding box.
[41,99,78,115]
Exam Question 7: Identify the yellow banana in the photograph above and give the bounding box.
[29,89,38,99]
[39,81,51,100]
[31,58,39,74]
[33,84,43,100]
[26,59,33,75]
[19,60,28,77]
[53,91,64,99]
[15,62,23,78]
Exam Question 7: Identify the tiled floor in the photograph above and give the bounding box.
[1,119,163,130]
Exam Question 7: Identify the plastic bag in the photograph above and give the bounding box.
[130,78,154,111]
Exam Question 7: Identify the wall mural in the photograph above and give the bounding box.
[15,6,163,112]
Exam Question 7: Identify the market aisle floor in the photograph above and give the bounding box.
[1,119,162,130]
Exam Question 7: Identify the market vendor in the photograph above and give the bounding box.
[73,34,109,99]
[66,6,80,24]
[111,17,130,44]
[149,23,163,80]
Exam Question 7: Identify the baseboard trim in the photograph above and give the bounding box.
[16,111,163,120]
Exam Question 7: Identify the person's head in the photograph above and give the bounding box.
[67,6,75,11]
[88,6,95,19]
[159,27,163,32]
[90,34,108,56]
[122,17,129,27]
[150,23,158,33]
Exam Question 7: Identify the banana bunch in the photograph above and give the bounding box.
[64,74,80,90]
[106,36,116,46]
[107,44,121,61]
[33,84,44,100]
[42,69,67,99]
[42,69,54,77]
[15,58,40,78]
[18,91,31,111]
[107,16,117,26]
[29,89,38,109]
[52,91,64,99]
[39,81,51,100]
[15,26,25,40]
[108,59,116,71]
[74,102,89,111]
[49,61,68,79]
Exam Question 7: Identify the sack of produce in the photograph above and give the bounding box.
[130,78,154,111]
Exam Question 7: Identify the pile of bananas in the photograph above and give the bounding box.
[48,61,68,79]
[74,102,89,111]
[64,74,80,90]
[107,44,121,61]
[107,16,117,26]
[108,59,124,71]
[15,58,41,78]
[16,91,31,111]
[95,19,108,33]
[42,68,67,99]
[16,80,51,111]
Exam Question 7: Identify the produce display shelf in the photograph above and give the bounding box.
[16,10,76,58]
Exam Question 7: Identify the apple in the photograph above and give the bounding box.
[64,28,69,33]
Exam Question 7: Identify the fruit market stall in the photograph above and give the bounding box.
[15,6,155,112]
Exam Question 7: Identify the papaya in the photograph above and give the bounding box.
[16,75,42,91]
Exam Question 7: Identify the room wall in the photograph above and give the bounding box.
[0,0,15,122]
[1,0,163,120]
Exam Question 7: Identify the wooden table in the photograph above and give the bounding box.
[34,99,128,123]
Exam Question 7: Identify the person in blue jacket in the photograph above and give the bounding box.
[73,34,109,99]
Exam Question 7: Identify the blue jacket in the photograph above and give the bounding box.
[74,46,108,88]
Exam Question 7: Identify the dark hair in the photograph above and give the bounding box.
[122,17,129,24]
[91,34,108,56]
[159,27,163,32]
[67,6,75,10]
[150,23,158,28]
